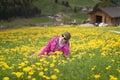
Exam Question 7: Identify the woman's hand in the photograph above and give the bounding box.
[48,52,54,55]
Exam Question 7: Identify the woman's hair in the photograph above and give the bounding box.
[62,32,71,41]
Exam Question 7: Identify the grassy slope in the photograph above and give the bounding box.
[0,0,96,27]
[60,0,96,6]
[34,0,96,14]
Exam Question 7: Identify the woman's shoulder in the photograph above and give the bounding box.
[50,36,59,42]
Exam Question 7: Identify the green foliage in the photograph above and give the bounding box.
[111,0,120,6]
[0,17,53,28]
[33,0,96,15]
[0,0,41,20]
[94,0,120,10]
[54,0,58,3]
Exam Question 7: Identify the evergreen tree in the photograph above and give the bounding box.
[54,0,58,3]
[65,1,70,7]
[111,0,120,6]
[93,0,118,10]
[0,0,40,20]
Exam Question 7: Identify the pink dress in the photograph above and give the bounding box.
[38,36,70,56]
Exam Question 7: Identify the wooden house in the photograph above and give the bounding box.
[89,7,120,26]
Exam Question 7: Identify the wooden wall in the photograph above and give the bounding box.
[89,10,112,25]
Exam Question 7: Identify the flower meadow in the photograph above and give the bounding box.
[0,26,120,80]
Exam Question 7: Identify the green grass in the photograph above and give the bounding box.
[0,26,120,80]
[34,0,96,14]
[0,16,53,28]
[57,53,119,80]
[61,0,96,6]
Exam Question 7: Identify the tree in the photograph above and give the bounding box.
[54,0,58,3]
[65,1,70,7]
[74,6,78,13]
[111,0,120,6]
[61,1,65,5]
[93,0,120,10]
[0,0,40,20]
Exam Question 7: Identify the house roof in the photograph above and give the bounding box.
[100,7,120,18]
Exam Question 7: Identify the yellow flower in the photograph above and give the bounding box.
[12,72,23,78]
[3,77,9,80]
[50,75,57,80]
[44,68,48,71]
[39,72,44,76]
[19,62,26,67]
[106,66,111,70]
[32,78,36,80]
[23,67,32,72]
[94,74,100,79]
[109,75,118,80]
[42,75,50,79]
[101,52,107,57]
[27,75,31,79]
[116,69,120,73]
[29,71,34,75]
[89,54,95,58]
[35,62,41,66]
[111,59,115,62]
[0,62,10,69]
[54,68,60,73]
[45,76,50,79]
[61,60,65,64]
[50,63,54,67]
[91,66,96,71]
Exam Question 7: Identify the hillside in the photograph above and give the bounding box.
[34,0,96,14]
[0,0,96,28]
[33,0,96,24]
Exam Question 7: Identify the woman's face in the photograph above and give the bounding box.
[59,34,67,44]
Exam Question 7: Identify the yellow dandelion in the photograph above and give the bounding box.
[45,76,50,80]
[23,67,32,72]
[19,62,26,67]
[50,63,54,67]
[35,62,41,66]
[91,66,96,71]
[61,60,65,64]
[116,69,120,73]
[39,72,44,76]
[12,72,23,78]
[52,60,56,63]
[54,68,60,73]
[89,54,95,58]
[3,77,9,80]
[106,65,111,70]
[101,52,107,57]
[50,74,57,80]
[31,64,36,68]
[29,71,34,75]
[0,62,10,69]
[111,59,115,62]
[42,75,50,79]
[109,75,118,80]
[27,75,31,79]
[94,74,100,79]
[44,68,48,71]
[32,78,36,80]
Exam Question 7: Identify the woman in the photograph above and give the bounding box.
[29,32,71,58]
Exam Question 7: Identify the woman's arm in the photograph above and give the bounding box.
[38,37,56,56]
[62,43,70,57]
